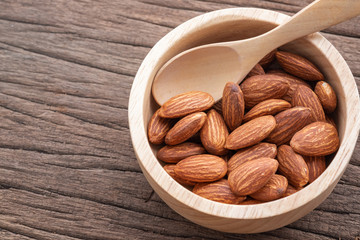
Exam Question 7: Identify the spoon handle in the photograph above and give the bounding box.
[234,0,360,54]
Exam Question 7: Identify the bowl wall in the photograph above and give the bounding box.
[129,8,360,233]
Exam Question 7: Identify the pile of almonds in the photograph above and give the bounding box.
[148,49,340,205]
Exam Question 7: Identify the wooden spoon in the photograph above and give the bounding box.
[152,0,360,105]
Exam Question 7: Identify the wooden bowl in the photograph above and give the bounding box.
[128,8,360,233]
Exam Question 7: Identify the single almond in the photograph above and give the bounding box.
[148,109,174,145]
[303,155,326,183]
[258,49,277,68]
[292,85,326,122]
[193,179,246,204]
[222,82,245,130]
[267,70,311,102]
[290,121,340,156]
[165,112,206,145]
[276,51,324,81]
[243,99,291,122]
[225,115,276,150]
[163,164,196,186]
[277,145,309,187]
[157,142,206,163]
[227,142,277,174]
[159,91,214,118]
[247,63,265,78]
[266,106,313,145]
[200,109,229,156]
[174,154,227,182]
[228,157,279,196]
[250,174,288,202]
[314,81,337,114]
[240,74,290,108]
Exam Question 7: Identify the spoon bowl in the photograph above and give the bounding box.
[152,45,243,104]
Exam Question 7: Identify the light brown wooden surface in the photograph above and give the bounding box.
[0,0,359,239]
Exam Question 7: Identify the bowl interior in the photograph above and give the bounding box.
[146,16,345,157]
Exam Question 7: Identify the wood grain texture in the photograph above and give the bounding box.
[0,0,359,239]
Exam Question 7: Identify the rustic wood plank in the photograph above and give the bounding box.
[0,0,359,239]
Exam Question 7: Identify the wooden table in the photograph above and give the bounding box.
[0,1,359,239]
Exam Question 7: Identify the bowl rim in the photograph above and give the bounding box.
[129,7,360,220]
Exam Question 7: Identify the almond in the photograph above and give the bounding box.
[227,142,277,174]
[240,74,290,108]
[290,121,340,156]
[283,184,302,197]
[314,81,337,113]
[243,99,291,122]
[222,82,245,130]
[268,70,311,102]
[148,109,174,144]
[225,115,276,150]
[276,51,324,81]
[159,91,214,118]
[174,154,227,182]
[165,112,206,145]
[266,107,313,145]
[228,158,278,196]
[250,174,288,201]
[277,145,309,187]
[193,179,246,204]
[163,164,196,186]
[303,155,326,183]
[200,109,229,155]
[292,85,326,122]
[247,63,265,78]
[258,49,277,68]
[157,142,206,163]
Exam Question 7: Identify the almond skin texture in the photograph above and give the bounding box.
[303,155,326,183]
[227,142,277,174]
[159,91,214,118]
[292,85,326,122]
[258,49,277,68]
[276,51,324,81]
[222,82,245,130]
[268,70,311,102]
[247,63,265,78]
[163,164,196,186]
[266,107,313,145]
[200,109,229,156]
[148,109,174,145]
[165,112,206,145]
[290,121,340,156]
[240,74,290,108]
[193,179,246,204]
[277,145,309,187]
[314,81,337,113]
[225,115,276,150]
[157,142,206,163]
[243,99,291,122]
[174,154,227,182]
[228,158,279,196]
[250,174,288,201]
